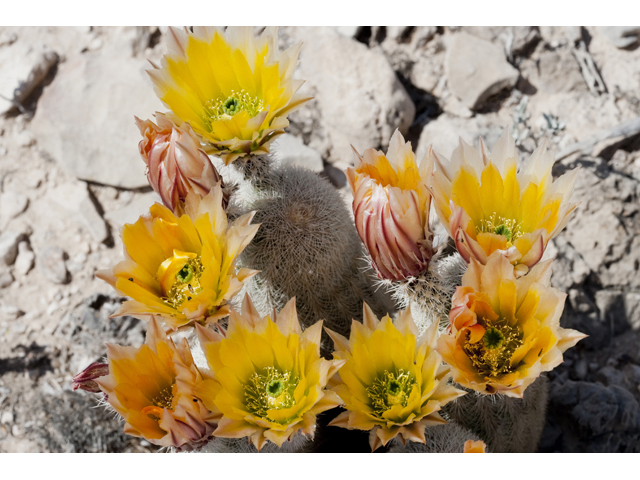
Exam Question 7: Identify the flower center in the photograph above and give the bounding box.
[477,213,523,247]
[160,255,204,309]
[366,369,416,418]
[464,319,523,377]
[141,385,175,420]
[244,367,299,423]
[203,89,264,127]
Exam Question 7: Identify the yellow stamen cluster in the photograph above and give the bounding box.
[204,90,264,129]
[463,319,523,377]
[366,369,417,418]
[477,213,523,247]
[151,385,175,410]
[164,256,204,309]
[244,366,299,422]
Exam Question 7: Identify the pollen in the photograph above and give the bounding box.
[163,256,204,309]
[477,213,523,247]
[203,90,264,128]
[366,369,416,418]
[464,319,523,378]
[244,366,299,423]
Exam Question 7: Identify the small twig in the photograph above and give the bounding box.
[572,40,607,96]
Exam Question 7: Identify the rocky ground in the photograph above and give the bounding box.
[1,26,639,452]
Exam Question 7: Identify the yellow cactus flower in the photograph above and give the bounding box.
[427,130,578,274]
[135,112,227,216]
[346,130,434,281]
[147,26,312,165]
[194,295,344,450]
[95,317,220,449]
[97,186,259,330]
[436,253,586,398]
[326,304,466,451]
[463,439,487,453]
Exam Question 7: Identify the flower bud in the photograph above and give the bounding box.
[135,112,227,215]
[346,130,434,281]
[72,362,109,393]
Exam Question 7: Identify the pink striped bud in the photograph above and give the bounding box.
[72,361,109,393]
[135,112,227,215]
[346,130,434,281]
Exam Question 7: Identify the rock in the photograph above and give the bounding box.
[0,230,23,265]
[462,26,541,59]
[627,293,640,330]
[0,191,29,225]
[0,41,58,114]
[272,134,324,173]
[0,303,23,320]
[37,246,69,284]
[22,168,46,189]
[48,180,109,243]
[520,48,587,94]
[295,27,415,164]
[445,32,519,110]
[332,26,362,38]
[0,271,13,288]
[600,26,640,49]
[1,411,13,425]
[14,241,34,275]
[416,112,508,159]
[15,129,35,147]
[30,52,163,188]
[104,191,161,229]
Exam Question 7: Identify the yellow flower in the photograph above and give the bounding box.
[326,304,466,451]
[194,295,344,450]
[97,186,259,330]
[463,439,487,453]
[436,252,586,398]
[147,26,311,165]
[135,112,227,216]
[428,130,578,274]
[95,317,220,449]
[346,130,434,281]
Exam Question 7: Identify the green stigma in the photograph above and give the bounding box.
[244,367,299,423]
[477,213,523,247]
[203,89,264,129]
[176,264,194,284]
[493,224,512,242]
[367,370,416,418]
[483,327,505,349]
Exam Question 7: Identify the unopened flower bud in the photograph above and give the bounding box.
[346,130,435,281]
[72,361,109,393]
[135,112,227,215]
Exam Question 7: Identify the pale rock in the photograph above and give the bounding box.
[0,31,17,48]
[520,48,587,94]
[461,26,541,58]
[0,271,13,288]
[0,303,23,320]
[626,293,640,330]
[104,190,161,229]
[600,26,640,49]
[0,41,58,114]
[14,241,34,275]
[0,145,7,156]
[15,129,35,147]
[416,112,507,160]
[22,168,45,189]
[1,411,13,425]
[272,134,324,173]
[410,46,446,94]
[0,191,29,224]
[0,230,23,265]
[332,26,362,38]
[48,180,109,243]
[30,52,163,188]
[446,32,519,110]
[539,26,582,48]
[295,27,415,164]
[37,246,69,284]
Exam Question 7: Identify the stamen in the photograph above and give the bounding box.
[366,369,416,418]
[464,318,523,377]
[142,385,175,420]
[477,213,523,247]
[203,90,264,129]
[244,366,299,423]
[163,257,204,309]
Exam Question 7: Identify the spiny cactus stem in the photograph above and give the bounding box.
[232,154,274,188]
[386,252,467,335]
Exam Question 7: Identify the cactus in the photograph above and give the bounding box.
[388,250,467,335]
[387,423,486,453]
[442,376,549,453]
[194,433,313,453]
[223,156,393,354]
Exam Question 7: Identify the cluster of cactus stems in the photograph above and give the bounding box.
[72,26,586,453]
